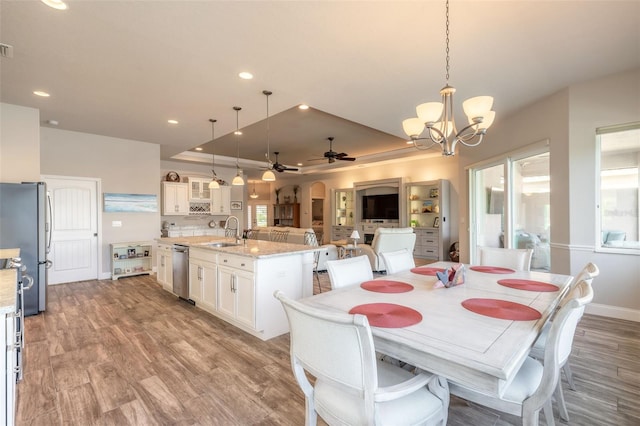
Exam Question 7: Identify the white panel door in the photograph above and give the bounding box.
[45,177,99,284]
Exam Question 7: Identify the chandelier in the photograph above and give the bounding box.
[261,90,276,182]
[249,181,259,199]
[231,106,245,186]
[402,0,495,156]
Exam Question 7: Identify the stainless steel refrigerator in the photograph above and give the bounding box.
[0,182,52,316]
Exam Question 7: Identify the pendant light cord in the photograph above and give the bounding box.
[445,0,450,84]
[209,119,216,176]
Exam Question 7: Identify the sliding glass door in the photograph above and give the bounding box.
[470,148,550,271]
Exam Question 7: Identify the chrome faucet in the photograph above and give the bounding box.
[224,215,240,242]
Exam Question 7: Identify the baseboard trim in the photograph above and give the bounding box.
[586,303,640,322]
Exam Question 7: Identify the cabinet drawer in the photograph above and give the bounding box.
[361,224,378,233]
[420,237,439,247]
[218,254,254,272]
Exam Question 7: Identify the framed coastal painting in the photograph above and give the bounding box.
[103,193,158,213]
[230,200,243,210]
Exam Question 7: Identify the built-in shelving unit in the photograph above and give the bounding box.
[406,180,450,260]
[111,241,153,280]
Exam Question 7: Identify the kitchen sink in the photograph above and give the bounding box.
[205,242,239,248]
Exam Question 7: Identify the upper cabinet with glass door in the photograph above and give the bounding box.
[334,189,354,226]
[188,177,211,201]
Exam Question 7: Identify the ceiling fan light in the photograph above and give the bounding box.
[402,118,425,138]
[262,170,276,181]
[463,96,494,120]
[416,102,444,124]
[208,180,220,189]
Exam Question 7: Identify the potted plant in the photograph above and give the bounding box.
[293,185,300,203]
[275,188,281,204]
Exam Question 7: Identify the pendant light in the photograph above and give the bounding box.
[261,90,276,182]
[249,181,259,199]
[208,119,220,189]
[231,106,245,186]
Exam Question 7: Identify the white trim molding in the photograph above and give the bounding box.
[586,303,640,323]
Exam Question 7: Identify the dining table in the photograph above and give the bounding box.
[300,261,573,397]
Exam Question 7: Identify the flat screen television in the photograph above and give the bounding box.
[362,193,399,220]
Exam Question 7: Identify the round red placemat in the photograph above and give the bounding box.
[410,267,446,276]
[497,279,558,292]
[470,266,515,274]
[349,303,422,328]
[461,298,541,321]
[360,280,414,293]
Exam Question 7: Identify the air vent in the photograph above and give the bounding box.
[0,43,14,58]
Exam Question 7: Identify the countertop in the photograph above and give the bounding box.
[0,269,17,315]
[156,236,319,259]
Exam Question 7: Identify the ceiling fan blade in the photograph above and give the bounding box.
[338,157,356,161]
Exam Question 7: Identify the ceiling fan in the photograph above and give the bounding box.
[272,152,299,172]
[310,137,356,164]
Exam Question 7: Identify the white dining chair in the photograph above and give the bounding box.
[529,262,599,421]
[450,279,594,426]
[379,248,415,274]
[274,291,450,426]
[326,255,373,289]
[478,246,533,271]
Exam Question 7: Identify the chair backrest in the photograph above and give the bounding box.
[526,280,594,413]
[371,227,417,253]
[271,229,290,243]
[303,231,319,247]
[245,229,260,240]
[574,262,599,286]
[274,291,378,420]
[326,255,373,289]
[478,246,533,271]
[379,248,415,274]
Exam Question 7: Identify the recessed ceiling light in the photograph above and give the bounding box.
[41,0,68,10]
[234,130,242,135]
[298,104,309,110]
[33,90,50,97]
[297,163,303,167]
[238,72,253,80]
[195,147,203,151]
[167,119,178,124]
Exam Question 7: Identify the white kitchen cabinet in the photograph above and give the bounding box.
[156,243,173,292]
[218,264,255,329]
[189,249,217,311]
[162,182,189,215]
[1,270,19,426]
[187,177,211,201]
[211,186,231,215]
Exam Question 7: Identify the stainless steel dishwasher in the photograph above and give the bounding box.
[172,244,191,302]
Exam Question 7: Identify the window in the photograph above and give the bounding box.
[597,123,640,252]
[469,143,550,271]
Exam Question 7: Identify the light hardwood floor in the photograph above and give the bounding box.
[16,273,640,425]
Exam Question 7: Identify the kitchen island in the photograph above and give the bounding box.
[156,236,317,341]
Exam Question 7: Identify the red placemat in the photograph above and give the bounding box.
[461,298,541,321]
[497,279,558,292]
[470,266,515,274]
[410,267,446,276]
[349,303,422,328]
[361,280,414,293]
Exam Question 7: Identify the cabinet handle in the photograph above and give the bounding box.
[198,266,202,280]
[230,276,234,292]
[161,257,165,267]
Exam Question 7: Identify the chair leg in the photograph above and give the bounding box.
[542,400,555,426]
[314,269,322,293]
[554,380,570,422]
[563,363,576,390]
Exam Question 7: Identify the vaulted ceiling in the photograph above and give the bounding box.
[2,1,638,180]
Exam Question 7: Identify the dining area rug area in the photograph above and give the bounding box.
[15,272,640,425]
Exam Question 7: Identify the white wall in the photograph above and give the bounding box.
[0,103,40,182]
[40,127,161,277]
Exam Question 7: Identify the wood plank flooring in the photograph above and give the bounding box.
[16,272,640,425]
